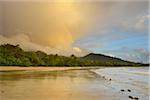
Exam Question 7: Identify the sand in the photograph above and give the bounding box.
[0,66,99,72]
[0,66,149,100]
[92,67,149,100]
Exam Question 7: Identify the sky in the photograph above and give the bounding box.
[0,0,149,63]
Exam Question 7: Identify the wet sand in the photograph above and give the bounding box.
[0,66,99,71]
[0,66,149,100]
[92,67,149,100]
[0,68,114,100]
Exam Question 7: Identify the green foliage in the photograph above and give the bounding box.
[0,44,142,66]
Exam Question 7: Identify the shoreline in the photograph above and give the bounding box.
[0,66,147,73]
[0,66,101,72]
[0,66,148,100]
[0,66,147,71]
[91,67,149,100]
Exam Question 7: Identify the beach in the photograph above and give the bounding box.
[0,66,99,72]
[0,66,149,100]
[92,67,149,100]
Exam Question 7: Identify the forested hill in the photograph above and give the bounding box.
[0,44,143,66]
[82,53,134,64]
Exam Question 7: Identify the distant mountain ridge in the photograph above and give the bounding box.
[0,44,144,66]
[82,53,132,63]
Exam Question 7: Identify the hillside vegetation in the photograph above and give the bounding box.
[0,44,143,66]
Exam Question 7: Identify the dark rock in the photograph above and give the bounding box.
[121,89,125,92]
[134,97,139,100]
[109,79,112,81]
[102,76,105,79]
[127,89,131,92]
[129,96,133,99]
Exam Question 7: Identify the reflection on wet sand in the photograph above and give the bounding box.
[1,68,144,100]
[0,69,116,100]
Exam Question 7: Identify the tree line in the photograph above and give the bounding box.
[0,44,142,67]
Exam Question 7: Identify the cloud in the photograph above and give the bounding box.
[117,14,149,33]
[73,1,148,46]
[135,15,149,31]
[73,47,82,53]
[101,47,149,63]
[0,34,90,56]
[0,2,92,48]
[0,1,148,62]
[122,48,149,63]
[0,1,93,56]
